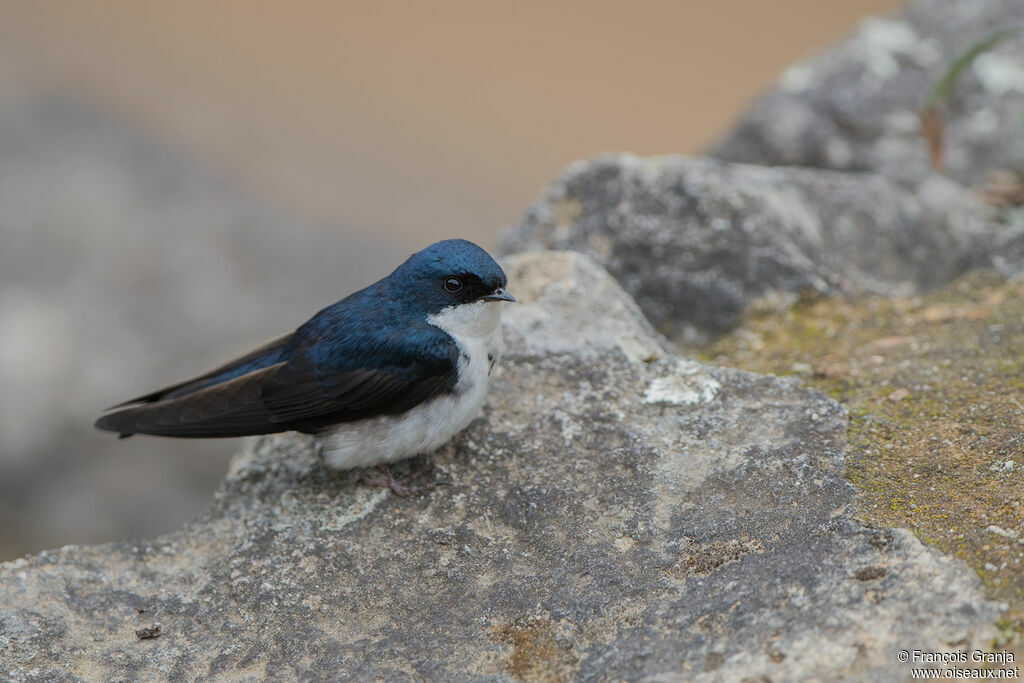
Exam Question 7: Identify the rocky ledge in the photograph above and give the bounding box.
[497,154,1010,345]
[0,252,1001,680]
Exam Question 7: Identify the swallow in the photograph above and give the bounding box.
[96,239,515,491]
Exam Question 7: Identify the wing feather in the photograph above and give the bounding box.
[95,364,285,437]
[106,332,294,408]
[95,326,460,438]
[260,339,458,428]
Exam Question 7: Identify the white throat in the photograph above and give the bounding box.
[426,300,504,341]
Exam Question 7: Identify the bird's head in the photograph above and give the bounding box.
[392,239,515,337]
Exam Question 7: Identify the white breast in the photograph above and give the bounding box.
[318,301,504,470]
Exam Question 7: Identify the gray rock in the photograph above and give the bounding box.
[498,154,998,343]
[0,251,1001,681]
[710,0,1024,186]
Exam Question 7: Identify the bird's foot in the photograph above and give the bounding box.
[362,459,448,497]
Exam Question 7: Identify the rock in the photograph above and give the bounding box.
[699,268,1024,631]
[0,251,1002,681]
[497,154,998,343]
[710,0,1024,186]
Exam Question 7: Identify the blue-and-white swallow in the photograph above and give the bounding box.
[96,239,515,488]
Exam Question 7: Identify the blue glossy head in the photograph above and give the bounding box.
[390,239,513,314]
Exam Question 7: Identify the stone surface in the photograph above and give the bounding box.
[697,267,1024,639]
[0,251,1002,681]
[498,154,1003,344]
[0,94,407,559]
[710,0,1024,186]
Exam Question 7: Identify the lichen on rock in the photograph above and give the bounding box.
[698,269,1024,643]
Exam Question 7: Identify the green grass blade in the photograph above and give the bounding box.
[925,29,1019,110]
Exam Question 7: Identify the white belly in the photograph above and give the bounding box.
[318,302,503,470]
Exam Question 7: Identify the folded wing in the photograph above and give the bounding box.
[105,332,295,408]
[95,364,286,437]
[95,327,459,438]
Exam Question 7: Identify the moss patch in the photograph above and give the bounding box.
[687,270,1024,634]
[494,616,579,682]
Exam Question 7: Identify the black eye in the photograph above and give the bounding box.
[443,276,463,293]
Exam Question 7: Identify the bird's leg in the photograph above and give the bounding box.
[363,465,433,497]
[362,457,448,497]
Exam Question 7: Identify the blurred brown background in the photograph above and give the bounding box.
[0,0,898,560]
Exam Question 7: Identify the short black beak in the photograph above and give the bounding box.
[480,287,516,303]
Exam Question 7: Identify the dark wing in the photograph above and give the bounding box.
[106,332,294,408]
[259,352,456,429]
[94,326,460,438]
[95,364,287,438]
